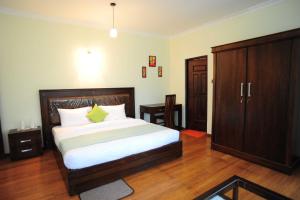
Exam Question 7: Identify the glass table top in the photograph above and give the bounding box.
[195,175,291,200]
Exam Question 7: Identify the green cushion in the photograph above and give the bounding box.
[86,104,108,123]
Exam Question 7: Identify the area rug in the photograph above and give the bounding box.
[80,179,134,200]
[181,129,206,138]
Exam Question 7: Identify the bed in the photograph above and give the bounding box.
[39,88,182,195]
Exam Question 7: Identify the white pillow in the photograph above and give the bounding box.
[100,104,126,121]
[57,106,92,127]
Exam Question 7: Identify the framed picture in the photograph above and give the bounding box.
[149,56,156,67]
[142,66,147,78]
[158,66,162,77]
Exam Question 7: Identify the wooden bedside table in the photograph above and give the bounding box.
[8,127,42,161]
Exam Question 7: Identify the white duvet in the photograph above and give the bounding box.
[52,118,179,169]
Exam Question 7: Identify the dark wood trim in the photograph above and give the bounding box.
[286,40,294,166]
[39,88,135,148]
[211,143,298,174]
[212,28,300,53]
[211,54,217,142]
[287,38,300,166]
[185,55,208,130]
[55,141,182,195]
[243,48,249,151]
[185,59,189,129]
[0,119,4,159]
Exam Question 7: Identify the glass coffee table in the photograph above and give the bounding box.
[195,175,291,200]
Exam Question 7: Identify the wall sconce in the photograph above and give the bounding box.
[75,48,103,83]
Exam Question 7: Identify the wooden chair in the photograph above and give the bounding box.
[155,94,176,129]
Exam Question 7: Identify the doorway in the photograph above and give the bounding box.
[185,56,208,131]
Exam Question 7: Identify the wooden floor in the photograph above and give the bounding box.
[0,135,299,200]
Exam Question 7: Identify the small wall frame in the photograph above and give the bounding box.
[158,66,162,77]
[142,66,147,78]
[149,56,156,67]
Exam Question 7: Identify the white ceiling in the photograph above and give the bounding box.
[0,0,276,37]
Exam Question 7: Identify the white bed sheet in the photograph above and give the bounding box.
[52,118,179,169]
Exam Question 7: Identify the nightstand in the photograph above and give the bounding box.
[8,127,42,160]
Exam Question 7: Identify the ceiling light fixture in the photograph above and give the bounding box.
[109,2,117,38]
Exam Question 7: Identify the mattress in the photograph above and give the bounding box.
[52,118,180,169]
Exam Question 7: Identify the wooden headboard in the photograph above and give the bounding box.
[39,88,135,148]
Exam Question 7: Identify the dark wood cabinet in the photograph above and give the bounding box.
[8,128,42,160]
[212,28,300,174]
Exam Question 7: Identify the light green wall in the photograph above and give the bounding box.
[169,0,300,134]
[0,13,169,153]
[1,0,300,154]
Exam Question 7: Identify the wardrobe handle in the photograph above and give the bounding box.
[240,83,244,97]
[248,82,252,97]
[240,83,244,103]
[21,148,32,153]
[20,139,31,143]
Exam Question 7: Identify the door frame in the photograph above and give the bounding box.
[185,55,208,130]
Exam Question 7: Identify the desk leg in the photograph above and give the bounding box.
[140,111,144,120]
[178,107,182,129]
[233,182,239,200]
[150,114,156,123]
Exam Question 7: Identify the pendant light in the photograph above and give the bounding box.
[109,2,118,38]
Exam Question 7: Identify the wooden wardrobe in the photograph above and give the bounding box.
[212,28,300,174]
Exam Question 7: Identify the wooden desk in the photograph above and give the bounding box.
[140,103,182,129]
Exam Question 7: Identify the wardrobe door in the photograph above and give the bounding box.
[244,40,292,163]
[213,48,246,150]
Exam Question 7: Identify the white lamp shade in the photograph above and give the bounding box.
[110,28,118,38]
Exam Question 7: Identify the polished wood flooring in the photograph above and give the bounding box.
[0,135,299,200]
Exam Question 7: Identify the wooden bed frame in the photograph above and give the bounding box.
[39,88,182,195]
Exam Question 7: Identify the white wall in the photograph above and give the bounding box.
[0,13,169,153]
[169,0,300,134]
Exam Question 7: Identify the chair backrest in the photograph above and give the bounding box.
[164,94,176,129]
